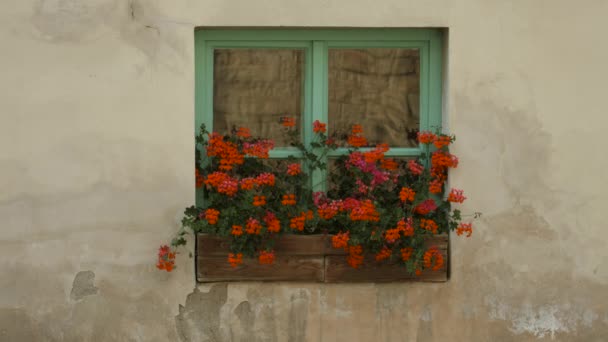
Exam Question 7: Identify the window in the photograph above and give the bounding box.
[195,28,443,202]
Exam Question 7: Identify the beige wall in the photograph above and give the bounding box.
[1,0,608,341]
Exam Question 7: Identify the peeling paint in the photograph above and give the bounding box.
[485,296,602,339]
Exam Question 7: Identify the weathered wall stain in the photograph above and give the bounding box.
[233,301,254,342]
[70,271,98,301]
[288,289,309,342]
[175,285,228,342]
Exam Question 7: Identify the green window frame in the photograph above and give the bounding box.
[195,28,443,203]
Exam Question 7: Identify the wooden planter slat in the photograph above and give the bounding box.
[196,233,449,283]
[197,256,324,282]
[197,234,334,256]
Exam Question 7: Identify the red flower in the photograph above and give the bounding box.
[375,247,392,261]
[417,131,436,144]
[236,127,251,138]
[281,117,296,127]
[447,189,466,203]
[399,187,416,202]
[420,218,439,234]
[456,222,473,237]
[286,163,301,176]
[231,225,243,236]
[415,199,438,215]
[156,245,176,272]
[429,179,443,194]
[400,247,413,262]
[433,135,452,149]
[253,196,266,207]
[228,253,243,267]
[331,231,350,250]
[423,247,444,271]
[204,208,220,225]
[258,250,275,265]
[313,120,326,133]
[246,217,262,235]
[347,245,364,268]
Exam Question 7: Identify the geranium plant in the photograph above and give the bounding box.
[156,118,478,276]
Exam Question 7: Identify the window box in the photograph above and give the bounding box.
[196,233,448,283]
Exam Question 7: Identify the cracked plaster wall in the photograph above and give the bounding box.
[1,0,608,341]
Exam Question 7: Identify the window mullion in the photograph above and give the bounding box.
[310,40,328,192]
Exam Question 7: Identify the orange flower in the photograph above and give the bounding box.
[447,189,466,203]
[289,215,306,231]
[255,173,276,187]
[195,169,204,188]
[347,135,368,148]
[415,269,422,276]
[384,228,401,244]
[286,163,301,176]
[240,177,256,190]
[381,158,398,170]
[401,218,415,237]
[347,245,364,268]
[289,211,312,231]
[417,131,436,144]
[456,222,473,237]
[423,247,444,271]
[407,159,424,175]
[282,194,297,206]
[243,140,274,159]
[313,120,326,133]
[351,124,364,134]
[420,218,438,234]
[429,179,443,194]
[204,208,220,225]
[263,212,281,233]
[258,250,276,265]
[399,187,416,202]
[431,151,458,169]
[156,245,176,272]
[433,135,452,149]
[375,247,392,261]
[236,127,251,138]
[231,225,243,236]
[204,172,238,196]
[400,247,413,262]
[207,133,245,171]
[253,195,266,207]
[281,116,296,127]
[246,217,262,235]
[331,231,349,250]
[228,253,243,268]
[363,144,389,163]
[349,200,380,222]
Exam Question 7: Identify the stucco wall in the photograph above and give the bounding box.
[1,0,608,341]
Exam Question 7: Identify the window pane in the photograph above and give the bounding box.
[328,48,420,147]
[213,49,304,146]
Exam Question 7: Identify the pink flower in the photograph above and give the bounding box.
[414,199,438,215]
[408,160,424,175]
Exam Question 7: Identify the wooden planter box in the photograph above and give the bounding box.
[196,234,448,283]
